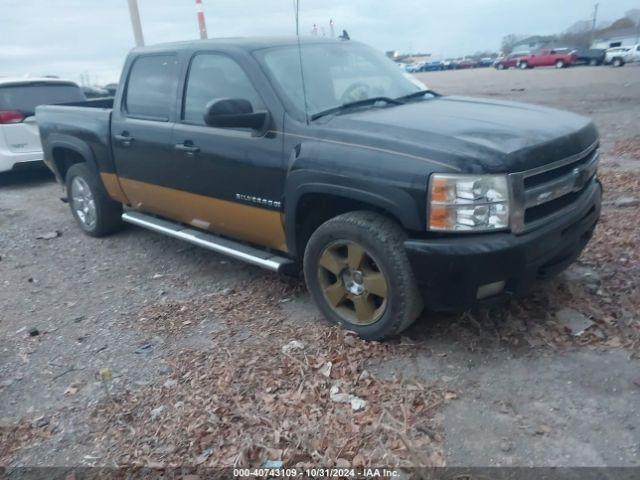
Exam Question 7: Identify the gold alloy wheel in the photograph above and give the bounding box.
[317,240,389,325]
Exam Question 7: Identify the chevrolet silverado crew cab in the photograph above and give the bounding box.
[36,38,601,340]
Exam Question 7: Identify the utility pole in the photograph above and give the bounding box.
[127,0,145,47]
[589,3,599,48]
[196,0,208,39]
[329,19,335,38]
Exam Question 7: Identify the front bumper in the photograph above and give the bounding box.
[405,180,602,311]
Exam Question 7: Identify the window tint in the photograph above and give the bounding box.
[0,83,85,115]
[183,54,264,125]
[125,55,177,120]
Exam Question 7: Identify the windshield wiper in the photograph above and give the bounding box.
[395,89,440,101]
[311,96,403,121]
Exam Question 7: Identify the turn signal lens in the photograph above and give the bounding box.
[428,174,510,232]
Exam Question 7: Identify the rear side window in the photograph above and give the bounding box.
[182,54,264,125]
[125,55,178,120]
[0,83,85,115]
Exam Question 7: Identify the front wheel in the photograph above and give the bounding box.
[589,59,598,66]
[497,63,505,70]
[555,60,565,68]
[66,163,123,237]
[612,58,624,67]
[304,211,423,340]
[519,61,529,69]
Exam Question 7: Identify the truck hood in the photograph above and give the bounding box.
[322,96,598,173]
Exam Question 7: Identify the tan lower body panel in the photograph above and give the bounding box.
[117,176,288,253]
[100,173,129,204]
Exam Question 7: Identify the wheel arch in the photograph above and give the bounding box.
[285,173,423,258]
[48,135,99,183]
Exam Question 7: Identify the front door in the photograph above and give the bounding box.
[169,52,287,252]
[111,53,180,212]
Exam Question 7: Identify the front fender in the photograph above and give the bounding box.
[284,169,424,257]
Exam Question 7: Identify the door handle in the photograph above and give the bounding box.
[174,142,200,155]
[115,132,134,147]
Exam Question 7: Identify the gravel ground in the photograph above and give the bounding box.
[1,65,639,469]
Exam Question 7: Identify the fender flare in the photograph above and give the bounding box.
[284,170,423,257]
[46,134,99,180]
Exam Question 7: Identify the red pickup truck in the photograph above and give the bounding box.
[518,49,577,69]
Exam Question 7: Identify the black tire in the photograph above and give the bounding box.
[519,61,529,70]
[612,58,624,67]
[589,59,598,66]
[497,63,505,70]
[303,211,423,340]
[65,163,123,237]
[555,60,565,69]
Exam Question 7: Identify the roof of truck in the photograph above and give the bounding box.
[131,36,352,54]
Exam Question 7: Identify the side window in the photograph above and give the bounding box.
[183,54,264,126]
[125,55,178,120]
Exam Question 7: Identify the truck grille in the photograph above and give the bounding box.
[509,142,599,233]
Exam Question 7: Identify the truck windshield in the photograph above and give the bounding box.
[0,82,85,116]
[255,42,424,120]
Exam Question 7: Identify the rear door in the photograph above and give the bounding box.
[111,54,180,211]
[0,81,84,154]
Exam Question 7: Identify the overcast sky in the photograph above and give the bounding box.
[1,0,638,84]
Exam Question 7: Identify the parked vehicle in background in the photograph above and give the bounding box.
[421,60,446,71]
[36,37,602,340]
[442,59,456,70]
[572,48,606,66]
[406,62,424,73]
[605,45,640,67]
[494,52,529,69]
[455,58,478,69]
[0,78,85,173]
[104,83,118,96]
[517,49,577,69]
[477,57,495,68]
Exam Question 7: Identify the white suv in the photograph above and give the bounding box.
[0,78,85,173]
[605,44,640,67]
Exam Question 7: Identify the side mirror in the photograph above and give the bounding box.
[203,98,269,133]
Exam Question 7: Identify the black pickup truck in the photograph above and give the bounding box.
[36,37,601,340]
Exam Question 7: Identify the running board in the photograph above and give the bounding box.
[122,211,295,273]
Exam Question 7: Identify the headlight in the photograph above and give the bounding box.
[428,174,510,232]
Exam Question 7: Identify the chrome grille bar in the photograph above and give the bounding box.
[509,141,599,234]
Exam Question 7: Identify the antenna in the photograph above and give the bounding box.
[293,0,310,125]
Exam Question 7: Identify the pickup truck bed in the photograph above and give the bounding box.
[37,98,116,184]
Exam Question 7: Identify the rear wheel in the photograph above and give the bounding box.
[65,163,123,237]
[497,63,505,70]
[555,59,565,68]
[304,211,423,340]
[589,58,598,66]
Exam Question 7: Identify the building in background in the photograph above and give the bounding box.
[592,27,640,49]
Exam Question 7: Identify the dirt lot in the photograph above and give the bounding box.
[1,65,639,470]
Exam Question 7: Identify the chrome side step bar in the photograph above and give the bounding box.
[122,211,295,273]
